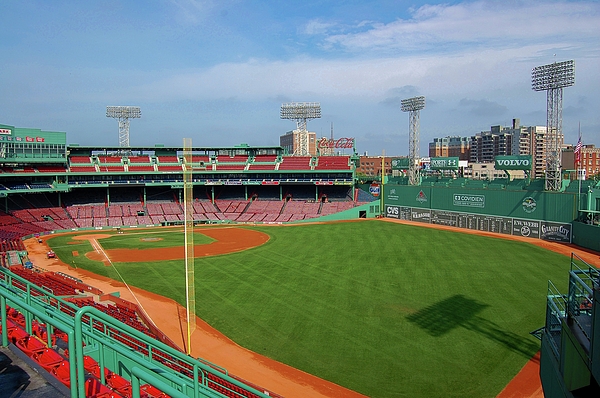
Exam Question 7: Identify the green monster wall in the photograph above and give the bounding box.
[383,184,579,243]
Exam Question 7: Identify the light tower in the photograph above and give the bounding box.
[532,60,575,191]
[106,106,141,147]
[280,102,321,156]
[401,96,425,185]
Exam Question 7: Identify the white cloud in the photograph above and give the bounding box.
[303,19,337,36]
[168,0,219,24]
[458,98,508,117]
[130,43,572,103]
[323,1,600,53]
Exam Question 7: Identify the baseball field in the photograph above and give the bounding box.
[45,220,572,397]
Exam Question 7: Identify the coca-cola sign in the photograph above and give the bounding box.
[317,137,354,149]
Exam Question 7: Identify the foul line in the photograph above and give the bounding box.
[90,238,156,327]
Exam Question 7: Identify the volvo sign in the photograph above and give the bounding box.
[494,155,532,170]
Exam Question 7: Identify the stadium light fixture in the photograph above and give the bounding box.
[401,96,425,186]
[531,60,575,191]
[280,102,321,156]
[106,106,142,148]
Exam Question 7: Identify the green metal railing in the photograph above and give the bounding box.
[0,267,270,398]
[545,280,566,361]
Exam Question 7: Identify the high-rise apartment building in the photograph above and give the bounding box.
[510,125,555,179]
[469,124,514,163]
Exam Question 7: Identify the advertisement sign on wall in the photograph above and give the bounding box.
[494,155,532,170]
[430,157,459,170]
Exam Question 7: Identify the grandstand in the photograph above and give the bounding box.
[0,122,370,240]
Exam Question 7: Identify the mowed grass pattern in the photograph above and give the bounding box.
[48,221,570,397]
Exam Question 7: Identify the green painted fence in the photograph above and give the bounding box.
[383,185,578,223]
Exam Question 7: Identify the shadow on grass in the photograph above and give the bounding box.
[406,294,539,359]
[406,294,488,337]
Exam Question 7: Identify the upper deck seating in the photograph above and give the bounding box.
[69,155,95,172]
[215,155,248,171]
[278,156,312,170]
[128,165,156,172]
[314,156,351,170]
[192,155,211,163]
[36,165,67,173]
[69,156,92,164]
[1,166,36,173]
[98,165,124,172]
[248,161,277,170]
[126,156,151,163]
[157,156,179,163]
[157,165,183,172]
[97,156,123,163]
[214,155,247,170]
[69,165,97,172]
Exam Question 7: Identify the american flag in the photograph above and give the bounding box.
[574,136,583,165]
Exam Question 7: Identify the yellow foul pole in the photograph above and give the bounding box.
[183,138,195,355]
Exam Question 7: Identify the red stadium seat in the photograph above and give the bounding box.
[32,348,65,371]
[51,360,72,387]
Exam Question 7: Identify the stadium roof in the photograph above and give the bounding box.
[67,145,283,152]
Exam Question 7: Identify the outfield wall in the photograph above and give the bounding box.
[383,185,577,243]
[572,222,600,252]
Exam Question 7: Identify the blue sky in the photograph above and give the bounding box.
[1,0,598,156]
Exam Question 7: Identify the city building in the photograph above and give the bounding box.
[428,136,470,160]
[357,156,393,177]
[463,163,526,180]
[279,130,317,156]
[510,125,555,180]
[469,124,513,164]
[563,144,600,179]
[429,119,557,180]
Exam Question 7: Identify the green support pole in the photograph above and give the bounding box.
[25,285,32,335]
[131,374,141,398]
[99,342,106,385]
[279,185,282,201]
[107,187,110,206]
[1,296,7,347]
[46,321,53,347]
[66,330,78,398]
[131,367,189,398]
[74,310,87,398]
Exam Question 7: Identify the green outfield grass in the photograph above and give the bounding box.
[47,221,570,398]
